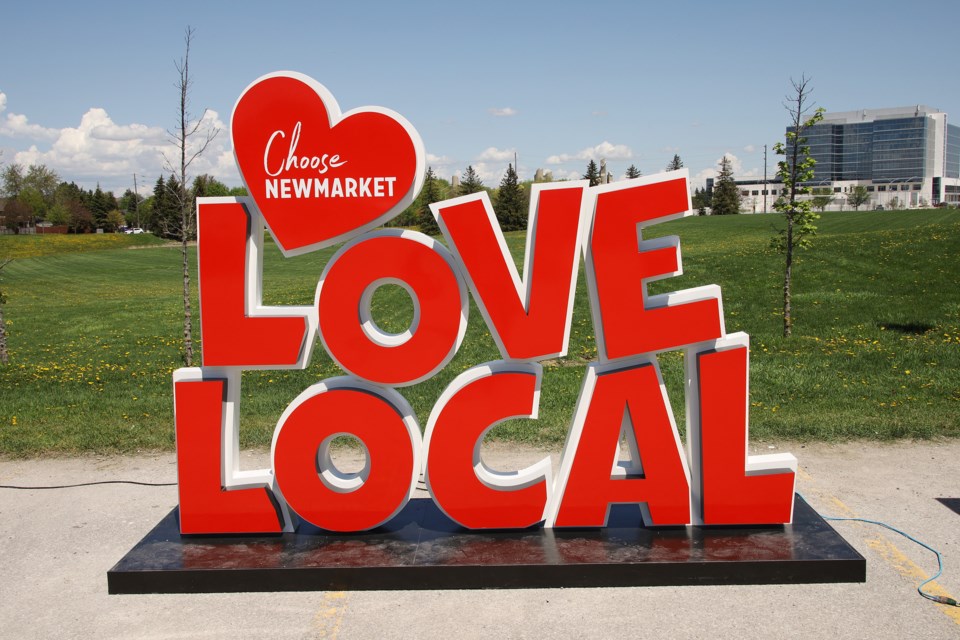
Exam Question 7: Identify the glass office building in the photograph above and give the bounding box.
[718,106,960,212]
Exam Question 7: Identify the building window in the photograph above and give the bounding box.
[912,184,921,190]
[834,187,841,193]
[878,186,886,191]
[867,186,875,191]
[752,190,759,196]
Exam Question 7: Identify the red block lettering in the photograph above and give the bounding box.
[425,364,551,529]
[549,362,691,527]
[197,200,311,368]
[317,230,467,386]
[272,381,421,532]
[693,341,797,524]
[586,174,723,359]
[175,378,283,534]
[433,184,586,360]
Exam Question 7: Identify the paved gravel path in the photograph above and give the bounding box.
[1,440,958,639]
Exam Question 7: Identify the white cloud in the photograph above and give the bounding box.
[693,152,761,188]
[477,147,515,162]
[554,169,582,181]
[0,92,60,142]
[545,140,633,164]
[487,107,518,117]
[743,144,756,153]
[426,153,452,165]
[1,93,236,191]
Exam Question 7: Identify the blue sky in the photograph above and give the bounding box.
[2,0,958,194]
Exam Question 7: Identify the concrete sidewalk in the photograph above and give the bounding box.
[1,440,958,639]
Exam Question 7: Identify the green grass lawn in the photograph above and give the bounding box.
[1,210,958,456]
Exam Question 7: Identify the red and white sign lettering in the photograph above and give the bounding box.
[173,72,796,535]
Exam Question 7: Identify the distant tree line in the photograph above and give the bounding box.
[0,162,244,237]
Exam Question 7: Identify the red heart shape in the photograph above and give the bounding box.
[232,72,424,255]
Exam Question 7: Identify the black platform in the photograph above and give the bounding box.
[108,495,865,594]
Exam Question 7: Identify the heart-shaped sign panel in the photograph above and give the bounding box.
[232,72,424,255]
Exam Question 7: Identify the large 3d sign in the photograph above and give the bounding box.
[173,72,797,535]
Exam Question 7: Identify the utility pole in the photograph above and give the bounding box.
[133,173,141,228]
[763,144,768,213]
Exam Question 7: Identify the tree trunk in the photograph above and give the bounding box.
[0,298,8,365]
[783,217,793,338]
[181,235,193,366]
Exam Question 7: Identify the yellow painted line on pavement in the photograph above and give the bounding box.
[314,590,349,639]
[800,471,959,626]
[866,537,960,626]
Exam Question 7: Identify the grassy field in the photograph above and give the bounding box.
[1,210,958,456]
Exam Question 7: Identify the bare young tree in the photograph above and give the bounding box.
[772,76,824,338]
[163,26,219,366]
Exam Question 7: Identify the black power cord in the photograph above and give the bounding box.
[0,480,176,489]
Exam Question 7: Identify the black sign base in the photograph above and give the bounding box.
[108,495,864,594]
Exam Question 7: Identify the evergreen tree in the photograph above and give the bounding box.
[496,163,527,231]
[666,154,684,172]
[418,167,442,236]
[583,159,600,186]
[625,164,642,179]
[692,187,712,216]
[151,175,182,237]
[710,156,741,215]
[459,165,484,195]
[90,185,111,227]
[150,176,168,233]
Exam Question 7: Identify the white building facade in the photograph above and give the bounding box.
[708,105,960,212]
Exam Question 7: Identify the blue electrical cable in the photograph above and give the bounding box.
[804,493,959,607]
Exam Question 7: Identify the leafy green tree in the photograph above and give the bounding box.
[1,163,25,198]
[47,202,70,226]
[665,154,684,171]
[67,199,94,233]
[105,209,126,232]
[25,164,59,210]
[2,199,31,233]
[710,156,741,215]
[228,186,248,197]
[192,174,231,198]
[583,160,600,186]
[496,163,527,231]
[418,167,442,236]
[625,164,642,179]
[771,75,825,337]
[847,185,870,211]
[17,186,46,221]
[459,165,484,195]
[810,188,834,212]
